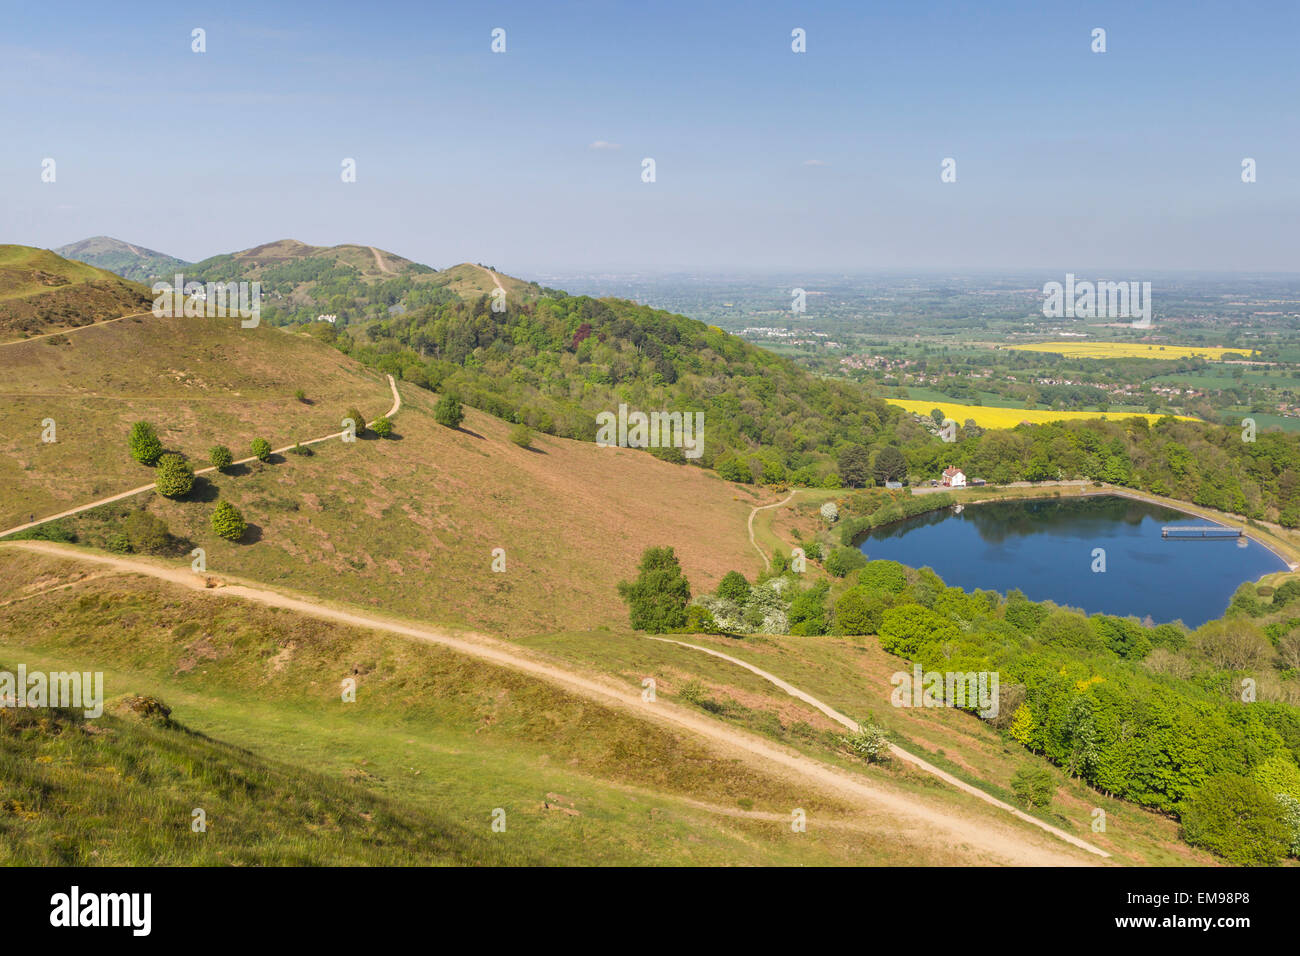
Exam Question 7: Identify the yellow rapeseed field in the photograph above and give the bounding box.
[886,399,1193,428]
[1009,342,1258,360]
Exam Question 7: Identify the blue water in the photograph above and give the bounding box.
[857,495,1287,627]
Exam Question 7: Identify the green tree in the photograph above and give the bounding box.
[834,588,885,635]
[509,423,532,448]
[435,393,465,429]
[1181,774,1290,866]
[617,546,692,633]
[128,421,163,465]
[210,500,247,542]
[250,438,272,462]
[878,604,959,656]
[209,444,234,470]
[345,407,366,436]
[716,570,750,602]
[824,546,866,578]
[371,415,393,438]
[154,453,195,498]
[1011,766,1057,809]
[838,444,872,488]
[873,445,909,484]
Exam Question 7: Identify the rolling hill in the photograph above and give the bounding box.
[0,245,152,341]
[53,236,192,284]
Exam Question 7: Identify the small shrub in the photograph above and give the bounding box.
[123,511,171,554]
[294,389,307,402]
[509,423,532,448]
[371,415,393,439]
[434,393,464,429]
[210,500,247,542]
[1011,766,1057,809]
[841,722,891,763]
[154,453,195,498]
[209,445,233,470]
[250,438,272,462]
[128,421,163,465]
[345,407,366,436]
[288,442,314,456]
[106,531,132,554]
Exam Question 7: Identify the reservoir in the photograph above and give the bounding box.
[856,495,1288,627]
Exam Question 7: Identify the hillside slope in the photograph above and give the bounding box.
[0,311,394,527]
[54,236,191,284]
[0,245,152,341]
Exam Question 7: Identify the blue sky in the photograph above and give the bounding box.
[2,0,1297,274]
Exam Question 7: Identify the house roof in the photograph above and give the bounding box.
[942,467,964,477]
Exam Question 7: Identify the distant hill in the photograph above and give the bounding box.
[188,239,543,324]
[54,236,191,284]
[0,245,152,341]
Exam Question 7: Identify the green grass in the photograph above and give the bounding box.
[0,549,951,866]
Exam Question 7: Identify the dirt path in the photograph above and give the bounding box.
[747,491,797,569]
[1,539,1097,867]
[0,311,153,347]
[650,637,1110,858]
[0,375,400,540]
[368,246,396,275]
[476,264,506,294]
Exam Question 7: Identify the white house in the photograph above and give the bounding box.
[941,466,966,488]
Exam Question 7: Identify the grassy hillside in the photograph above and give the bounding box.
[26,381,766,635]
[54,236,192,284]
[0,245,152,341]
[0,548,982,866]
[0,312,393,528]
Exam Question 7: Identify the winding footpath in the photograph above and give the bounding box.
[650,637,1110,858]
[0,375,400,540]
[747,491,798,569]
[2,539,1100,866]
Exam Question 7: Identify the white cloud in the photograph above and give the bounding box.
[589,141,622,150]
[802,159,828,166]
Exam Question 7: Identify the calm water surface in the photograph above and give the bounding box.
[857,495,1287,627]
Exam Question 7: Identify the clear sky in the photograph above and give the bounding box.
[2,0,1297,275]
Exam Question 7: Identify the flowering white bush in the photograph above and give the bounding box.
[820,501,839,524]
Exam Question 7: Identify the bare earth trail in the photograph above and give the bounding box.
[0,375,400,540]
[747,491,797,569]
[2,539,1097,866]
[0,311,153,347]
[650,637,1110,858]
[368,246,396,275]
[475,265,506,294]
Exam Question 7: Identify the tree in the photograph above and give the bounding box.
[250,438,272,462]
[824,546,866,578]
[123,511,170,554]
[210,500,247,542]
[434,393,464,429]
[1181,774,1289,866]
[371,415,393,438]
[345,407,366,436]
[509,423,532,448]
[838,444,871,488]
[617,546,691,632]
[1011,766,1057,808]
[873,445,909,484]
[209,445,233,470]
[716,570,750,602]
[128,421,163,465]
[878,604,959,656]
[834,588,885,635]
[154,453,195,498]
